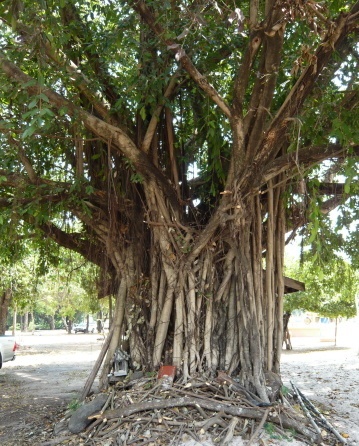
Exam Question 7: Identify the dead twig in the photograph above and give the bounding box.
[221,416,240,445]
[93,395,317,442]
[39,437,73,446]
[65,377,330,445]
[291,381,322,443]
[196,414,227,431]
[296,384,348,445]
[247,408,270,446]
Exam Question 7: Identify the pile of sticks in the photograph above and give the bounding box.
[71,372,338,446]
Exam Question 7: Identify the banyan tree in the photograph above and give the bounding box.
[0,0,358,402]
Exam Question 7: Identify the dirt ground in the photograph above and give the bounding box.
[0,321,358,446]
[0,330,103,446]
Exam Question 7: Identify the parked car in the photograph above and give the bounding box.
[74,322,97,333]
[0,335,17,368]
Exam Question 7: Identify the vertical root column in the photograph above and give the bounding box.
[233,205,270,403]
[173,284,185,369]
[187,272,198,374]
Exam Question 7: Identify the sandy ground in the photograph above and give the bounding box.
[279,319,359,446]
[0,320,358,445]
[0,330,103,445]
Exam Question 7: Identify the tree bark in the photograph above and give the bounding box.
[12,308,17,336]
[50,315,55,330]
[99,279,127,389]
[0,289,11,335]
[2,0,355,405]
[23,312,29,332]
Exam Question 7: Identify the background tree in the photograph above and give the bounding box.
[285,256,358,320]
[34,257,99,332]
[0,0,358,401]
[0,255,35,334]
[20,248,103,331]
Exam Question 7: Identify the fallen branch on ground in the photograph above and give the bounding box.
[292,381,348,445]
[48,375,348,445]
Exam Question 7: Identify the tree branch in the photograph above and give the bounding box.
[141,71,181,154]
[262,144,359,184]
[38,221,104,268]
[130,0,232,119]
[4,19,125,131]
[241,3,359,192]
[0,54,181,211]
[95,396,317,442]
[242,6,286,154]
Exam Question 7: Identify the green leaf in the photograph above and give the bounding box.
[38,108,55,117]
[59,106,68,116]
[28,99,38,109]
[130,172,144,183]
[21,80,37,88]
[21,125,37,139]
[139,106,147,121]
[37,93,50,103]
[22,110,37,119]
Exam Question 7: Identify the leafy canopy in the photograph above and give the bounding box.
[0,0,358,280]
[285,256,358,319]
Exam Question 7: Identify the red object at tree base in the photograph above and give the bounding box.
[158,365,176,389]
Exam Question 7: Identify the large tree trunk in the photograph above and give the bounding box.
[0,289,12,335]
[50,315,55,330]
[99,180,287,401]
[12,308,17,336]
[22,312,29,332]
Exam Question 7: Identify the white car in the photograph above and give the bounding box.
[73,322,97,333]
[0,335,17,368]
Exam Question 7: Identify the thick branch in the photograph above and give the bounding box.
[130,0,231,118]
[242,6,286,152]
[58,3,134,131]
[263,144,359,184]
[242,4,359,192]
[0,54,180,211]
[4,19,125,130]
[141,72,180,153]
[96,396,317,442]
[286,195,347,240]
[38,222,103,267]
[316,182,349,196]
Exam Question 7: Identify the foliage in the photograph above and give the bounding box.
[67,399,81,412]
[1,245,102,330]
[33,250,102,324]
[0,1,356,243]
[0,255,36,312]
[285,257,358,319]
